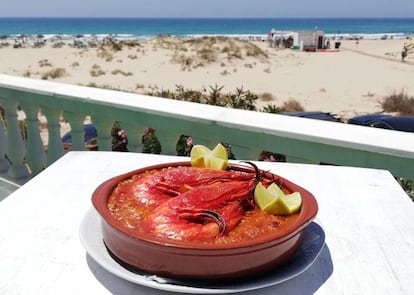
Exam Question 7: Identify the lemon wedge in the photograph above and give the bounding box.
[210,142,228,160]
[267,183,285,198]
[190,143,228,170]
[254,182,275,209]
[263,192,302,215]
[190,156,206,168]
[254,182,302,215]
[281,192,302,214]
[190,145,211,160]
[208,156,228,170]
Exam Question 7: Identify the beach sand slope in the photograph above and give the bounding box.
[1,37,413,119]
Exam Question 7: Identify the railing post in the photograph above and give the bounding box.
[93,117,113,151]
[64,112,86,151]
[0,121,10,172]
[42,107,64,166]
[24,105,46,176]
[123,123,142,153]
[154,129,177,155]
[2,101,30,179]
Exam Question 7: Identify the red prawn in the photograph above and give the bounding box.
[117,166,254,208]
[144,162,261,241]
[108,165,256,228]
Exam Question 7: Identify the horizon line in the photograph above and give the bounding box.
[1,16,414,19]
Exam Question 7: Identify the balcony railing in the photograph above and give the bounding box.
[1,74,414,188]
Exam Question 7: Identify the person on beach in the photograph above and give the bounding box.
[402,45,408,62]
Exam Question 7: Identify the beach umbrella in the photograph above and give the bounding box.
[0,35,8,46]
[17,34,27,42]
[268,28,278,36]
[52,35,62,42]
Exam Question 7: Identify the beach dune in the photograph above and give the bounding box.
[1,36,413,119]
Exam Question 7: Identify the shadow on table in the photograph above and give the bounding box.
[255,244,334,294]
[86,254,167,295]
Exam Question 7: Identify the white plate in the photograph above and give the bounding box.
[79,208,325,294]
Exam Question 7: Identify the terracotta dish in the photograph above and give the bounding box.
[92,161,318,280]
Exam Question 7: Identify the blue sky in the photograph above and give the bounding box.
[0,0,413,18]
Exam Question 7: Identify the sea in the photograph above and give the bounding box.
[0,17,413,41]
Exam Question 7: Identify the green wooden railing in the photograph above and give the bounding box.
[1,74,414,187]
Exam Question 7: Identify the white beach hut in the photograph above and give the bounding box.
[291,30,326,50]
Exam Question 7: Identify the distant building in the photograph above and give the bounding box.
[291,30,326,50]
[268,28,329,51]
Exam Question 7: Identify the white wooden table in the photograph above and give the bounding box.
[1,151,413,294]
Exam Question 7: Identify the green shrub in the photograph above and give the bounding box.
[38,59,52,67]
[148,84,258,110]
[22,69,32,77]
[90,65,105,77]
[41,68,66,80]
[282,99,304,112]
[380,90,414,115]
[245,43,268,59]
[97,50,113,62]
[260,92,274,102]
[225,87,258,111]
[261,104,284,113]
[111,69,133,76]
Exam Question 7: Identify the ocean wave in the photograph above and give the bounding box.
[3,32,412,42]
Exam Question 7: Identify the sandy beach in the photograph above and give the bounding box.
[1,36,413,119]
